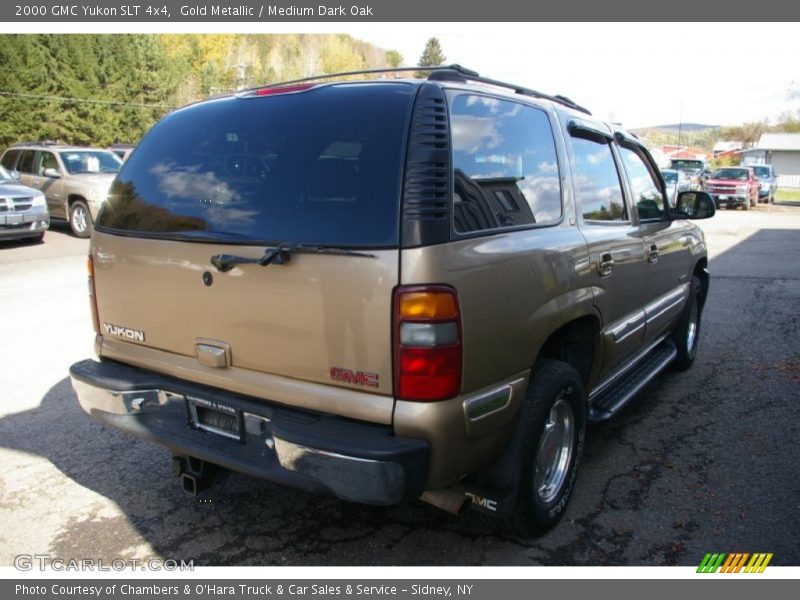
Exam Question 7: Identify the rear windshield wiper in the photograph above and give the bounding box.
[210,243,376,272]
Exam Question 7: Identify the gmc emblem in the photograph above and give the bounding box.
[329,367,379,388]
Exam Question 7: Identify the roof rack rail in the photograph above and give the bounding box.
[429,67,591,115]
[10,140,62,147]
[241,64,590,115]
[241,65,459,94]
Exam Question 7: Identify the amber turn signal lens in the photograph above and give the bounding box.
[398,292,458,320]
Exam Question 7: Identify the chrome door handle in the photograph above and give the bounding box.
[598,252,614,276]
[648,244,659,263]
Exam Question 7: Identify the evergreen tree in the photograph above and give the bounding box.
[418,38,446,68]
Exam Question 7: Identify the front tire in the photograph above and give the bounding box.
[497,359,586,539]
[69,200,93,238]
[672,275,703,371]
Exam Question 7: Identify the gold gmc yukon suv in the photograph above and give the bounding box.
[69,66,715,537]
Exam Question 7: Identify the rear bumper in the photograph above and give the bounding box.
[69,358,429,505]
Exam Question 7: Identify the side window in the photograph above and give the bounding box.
[449,93,562,233]
[570,135,627,221]
[619,146,665,220]
[1,150,20,170]
[17,150,35,174]
[35,152,59,176]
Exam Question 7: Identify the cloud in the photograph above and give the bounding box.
[149,162,241,205]
[451,115,503,154]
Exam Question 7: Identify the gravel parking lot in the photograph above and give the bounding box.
[1,207,798,567]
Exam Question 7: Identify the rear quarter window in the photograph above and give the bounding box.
[97,83,415,247]
[448,92,562,234]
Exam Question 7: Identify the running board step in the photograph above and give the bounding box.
[588,340,677,422]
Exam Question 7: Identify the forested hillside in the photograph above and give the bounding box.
[0,34,401,149]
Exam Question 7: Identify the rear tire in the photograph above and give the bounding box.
[495,359,586,539]
[672,275,703,371]
[69,200,93,238]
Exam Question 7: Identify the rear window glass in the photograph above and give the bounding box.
[97,83,414,247]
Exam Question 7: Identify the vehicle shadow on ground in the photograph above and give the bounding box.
[0,377,509,566]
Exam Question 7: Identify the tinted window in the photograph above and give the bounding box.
[98,84,414,247]
[1,149,19,170]
[619,146,665,220]
[449,93,561,233]
[17,150,35,174]
[570,136,626,221]
[662,171,677,183]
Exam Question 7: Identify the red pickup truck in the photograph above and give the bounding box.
[705,166,759,210]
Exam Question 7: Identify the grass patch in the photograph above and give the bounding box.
[776,188,800,202]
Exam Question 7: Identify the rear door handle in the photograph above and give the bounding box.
[648,244,659,263]
[598,252,614,276]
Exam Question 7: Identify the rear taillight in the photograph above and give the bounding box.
[87,255,100,335]
[394,286,462,401]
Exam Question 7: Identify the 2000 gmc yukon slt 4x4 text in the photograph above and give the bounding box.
[70,66,715,537]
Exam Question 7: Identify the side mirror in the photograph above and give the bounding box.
[43,167,61,178]
[9,169,20,180]
[675,191,715,220]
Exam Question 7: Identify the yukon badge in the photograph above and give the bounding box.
[103,322,146,342]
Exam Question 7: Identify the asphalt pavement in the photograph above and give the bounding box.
[0,208,798,566]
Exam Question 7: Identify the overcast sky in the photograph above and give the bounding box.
[352,23,799,129]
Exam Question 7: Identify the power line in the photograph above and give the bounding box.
[0,90,177,110]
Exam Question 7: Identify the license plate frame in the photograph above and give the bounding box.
[186,394,243,441]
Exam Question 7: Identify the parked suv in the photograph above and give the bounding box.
[0,165,49,242]
[705,166,760,210]
[749,163,778,203]
[69,66,715,537]
[0,142,123,237]
[668,158,706,190]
